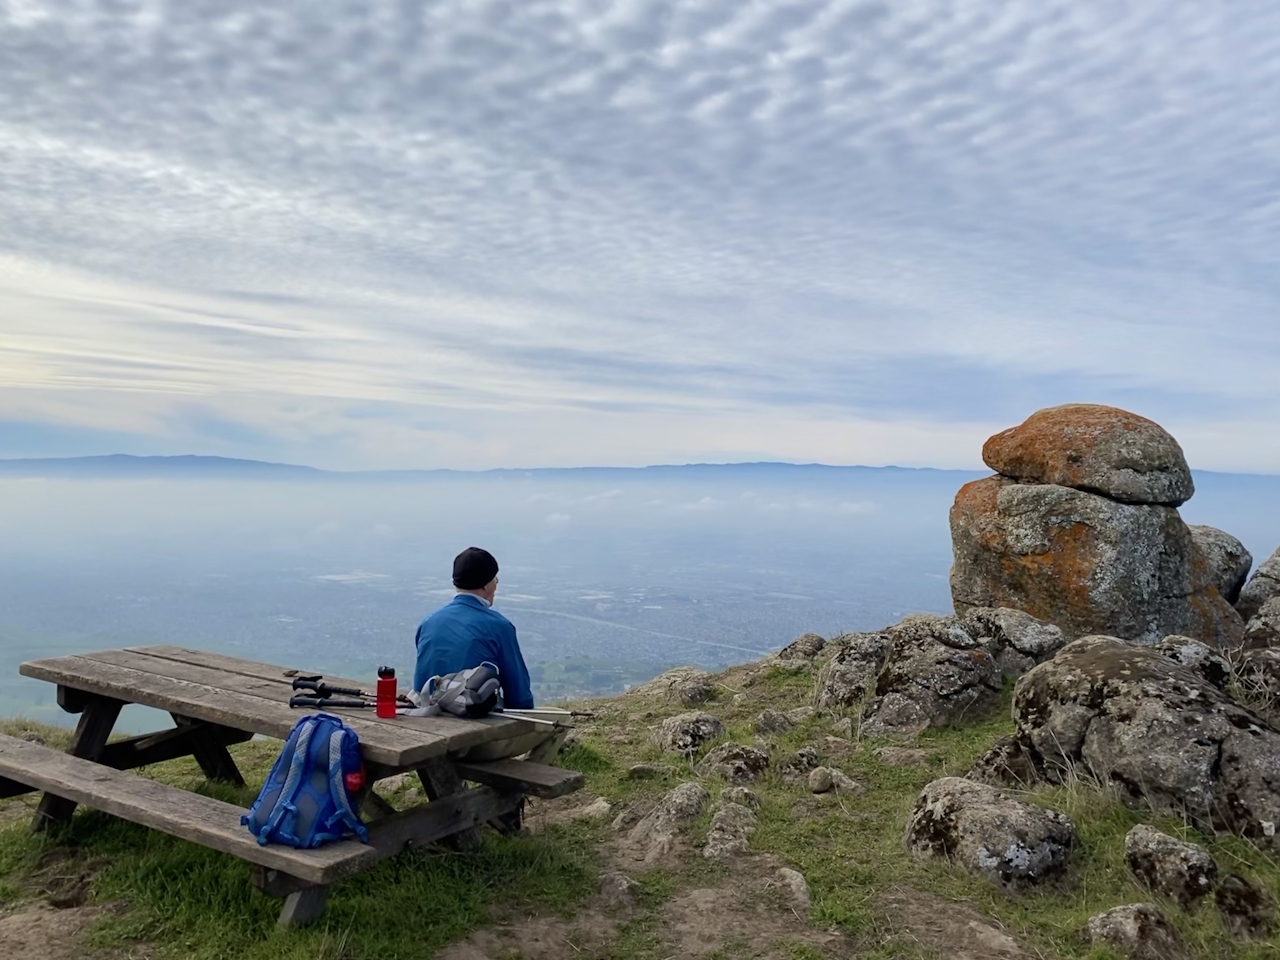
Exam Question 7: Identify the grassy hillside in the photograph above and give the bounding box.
[2,652,1279,959]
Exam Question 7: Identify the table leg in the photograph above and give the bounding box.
[32,694,124,832]
[171,714,245,785]
[417,759,482,851]
[277,885,331,928]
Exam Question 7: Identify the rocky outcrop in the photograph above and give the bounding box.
[815,633,890,709]
[1189,525,1253,605]
[777,632,826,660]
[1238,546,1280,622]
[695,743,770,783]
[1236,646,1280,700]
[904,777,1075,891]
[632,667,717,706]
[703,801,757,860]
[654,712,724,756]
[754,710,794,735]
[962,606,1066,676]
[1124,824,1217,909]
[981,404,1194,506]
[1002,636,1280,849]
[967,734,1038,788]
[626,782,709,862]
[861,615,1002,738]
[1086,904,1185,960]
[1244,597,1280,649]
[952,405,1244,649]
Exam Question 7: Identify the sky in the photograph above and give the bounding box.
[1,0,1278,472]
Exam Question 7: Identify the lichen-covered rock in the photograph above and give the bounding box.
[598,871,641,908]
[631,667,717,706]
[703,801,757,860]
[1215,874,1277,939]
[1086,903,1185,960]
[1244,597,1280,649]
[1189,525,1253,605]
[778,632,826,660]
[627,782,709,862]
[1238,546,1280,622]
[982,404,1194,506]
[968,734,1038,788]
[1124,824,1217,909]
[815,632,891,709]
[904,777,1076,891]
[695,743,771,783]
[808,766,862,795]
[754,710,794,735]
[775,867,811,911]
[720,786,760,810]
[950,476,1243,648]
[860,615,1002,738]
[626,762,672,781]
[780,745,820,782]
[1153,635,1232,689]
[654,712,724,756]
[963,606,1066,677]
[1009,636,1280,849]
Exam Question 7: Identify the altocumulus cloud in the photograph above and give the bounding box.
[1,0,1278,471]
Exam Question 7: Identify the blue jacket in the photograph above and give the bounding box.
[413,594,534,709]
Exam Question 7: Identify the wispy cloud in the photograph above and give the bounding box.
[1,1,1277,470]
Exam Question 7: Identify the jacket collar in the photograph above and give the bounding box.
[453,593,491,610]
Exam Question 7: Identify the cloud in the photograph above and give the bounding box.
[0,1,1278,470]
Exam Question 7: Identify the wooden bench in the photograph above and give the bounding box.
[0,734,531,926]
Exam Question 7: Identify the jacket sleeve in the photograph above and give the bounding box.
[496,622,535,709]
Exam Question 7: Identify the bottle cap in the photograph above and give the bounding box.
[377,665,395,679]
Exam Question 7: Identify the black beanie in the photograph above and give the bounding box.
[453,547,499,590]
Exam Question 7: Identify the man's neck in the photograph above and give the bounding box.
[456,590,492,607]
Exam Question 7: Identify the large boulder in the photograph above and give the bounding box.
[1238,546,1280,622]
[1124,824,1217,909]
[981,404,1194,506]
[861,615,1002,738]
[951,475,1243,648]
[904,777,1075,891]
[1152,635,1231,689]
[1003,636,1280,849]
[1188,525,1253,605]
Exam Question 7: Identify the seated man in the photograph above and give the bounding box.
[412,547,534,709]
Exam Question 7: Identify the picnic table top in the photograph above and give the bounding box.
[19,645,539,769]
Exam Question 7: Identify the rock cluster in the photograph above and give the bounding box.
[695,743,770,783]
[950,404,1244,648]
[982,635,1280,849]
[625,782,708,863]
[1124,824,1216,909]
[654,712,724,756]
[903,777,1076,891]
[703,801,757,860]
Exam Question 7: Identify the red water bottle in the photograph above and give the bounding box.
[376,665,397,718]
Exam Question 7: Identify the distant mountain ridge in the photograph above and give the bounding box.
[0,453,989,481]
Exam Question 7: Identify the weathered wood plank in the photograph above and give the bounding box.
[452,758,584,799]
[361,785,520,867]
[0,735,376,884]
[33,695,123,831]
[19,656,441,768]
[172,715,246,785]
[417,758,482,851]
[124,645,536,747]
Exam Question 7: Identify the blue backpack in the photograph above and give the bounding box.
[242,713,370,848]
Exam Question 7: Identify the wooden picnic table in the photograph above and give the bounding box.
[0,645,583,927]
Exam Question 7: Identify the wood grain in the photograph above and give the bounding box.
[453,757,585,798]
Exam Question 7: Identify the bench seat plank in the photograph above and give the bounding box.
[19,656,439,768]
[0,735,376,885]
[453,757,585,798]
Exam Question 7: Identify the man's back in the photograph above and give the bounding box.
[413,594,534,709]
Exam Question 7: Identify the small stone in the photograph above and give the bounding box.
[625,763,670,781]
[720,786,760,810]
[1086,903,1184,960]
[775,867,811,910]
[576,797,614,821]
[830,717,854,738]
[780,745,820,782]
[1215,874,1276,939]
[1124,824,1217,909]
[755,710,794,735]
[808,767,834,793]
[828,769,864,795]
[598,872,641,908]
[778,632,827,660]
[611,808,640,832]
[784,706,816,724]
